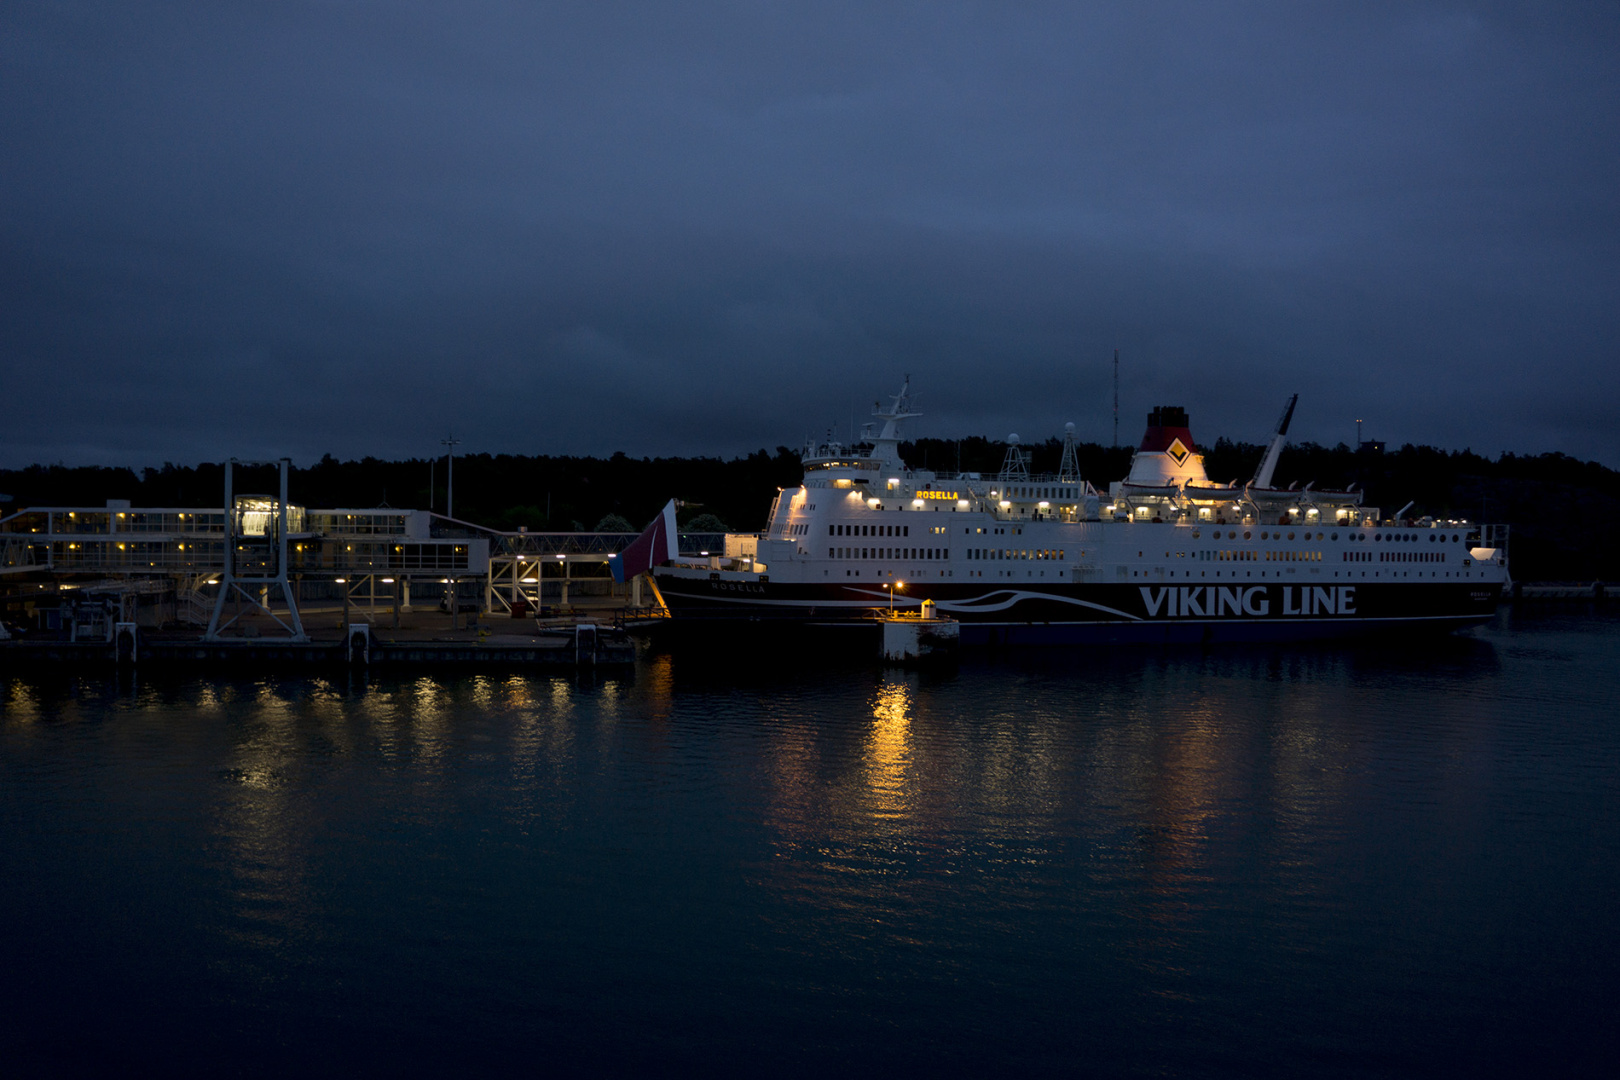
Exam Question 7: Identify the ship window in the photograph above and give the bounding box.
[1243,531,1251,540]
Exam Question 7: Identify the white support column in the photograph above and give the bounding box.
[203,459,235,640]
[277,458,307,641]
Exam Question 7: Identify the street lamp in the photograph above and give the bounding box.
[887,579,905,612]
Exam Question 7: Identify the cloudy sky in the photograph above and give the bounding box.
[4,1,1617,470]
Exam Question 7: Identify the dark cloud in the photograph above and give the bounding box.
[3,1,1617,471]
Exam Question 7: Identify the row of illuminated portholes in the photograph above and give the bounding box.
[1190,528,1462,544]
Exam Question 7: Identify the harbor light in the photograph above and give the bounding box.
[381,578,394,584]
[520,577,537,584]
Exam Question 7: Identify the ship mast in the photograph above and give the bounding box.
[866,376,918,473]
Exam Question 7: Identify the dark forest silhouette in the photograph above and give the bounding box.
[5,437,1616,581]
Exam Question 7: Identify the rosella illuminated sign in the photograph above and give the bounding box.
[918,491,959,500]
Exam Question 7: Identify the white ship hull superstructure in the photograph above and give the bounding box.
[652,382,1508,644]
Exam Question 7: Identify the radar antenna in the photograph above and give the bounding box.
[999,434,1030,481]
[1059,422,1080,483]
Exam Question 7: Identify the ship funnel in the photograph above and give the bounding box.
[1123,405,1209,488]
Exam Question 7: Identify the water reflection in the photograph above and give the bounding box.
[864,676,914,821]
[8,615,1610,1074]
[211,682,317,984]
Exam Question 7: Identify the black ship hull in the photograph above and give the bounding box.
[652,574,1503,645]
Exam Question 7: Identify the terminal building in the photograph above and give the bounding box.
[0,459,707,644]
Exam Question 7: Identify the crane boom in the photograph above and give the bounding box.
[1252,394,1298,489]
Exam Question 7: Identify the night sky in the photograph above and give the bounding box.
[4,2,1617,470]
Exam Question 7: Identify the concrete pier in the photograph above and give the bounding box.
[879,611,960,663]
[0,604,635,668]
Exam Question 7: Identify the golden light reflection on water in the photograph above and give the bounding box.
[865,677,915,820]
[2,681,41,723]
[406,676,452,767]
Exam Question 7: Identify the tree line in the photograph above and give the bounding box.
[4,438,1615,581]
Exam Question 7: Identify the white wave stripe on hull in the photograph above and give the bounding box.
[929,589,1142,620]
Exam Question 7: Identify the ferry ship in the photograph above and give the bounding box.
[648,382,1508,644]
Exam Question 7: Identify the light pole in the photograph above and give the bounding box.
[441,432,460,519]
[888,579,904,612]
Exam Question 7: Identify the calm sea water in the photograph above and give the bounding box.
[3,608,1617,1076]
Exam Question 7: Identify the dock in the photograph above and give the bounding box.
[0,603,637,668]
[1510,581,1609,601]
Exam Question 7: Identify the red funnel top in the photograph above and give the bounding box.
[1139,406,1196,463]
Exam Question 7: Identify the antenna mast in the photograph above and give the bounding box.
[441,431,461,519]
[1112,349,1119,448]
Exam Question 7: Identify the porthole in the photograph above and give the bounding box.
[1287,532,1295,540]
[1261,531,1269,540]
[1191,529,1201,539]
[1374,534,1381,542]
[1331,532,1339,541]
[1243,531,1251,540]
